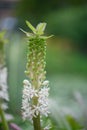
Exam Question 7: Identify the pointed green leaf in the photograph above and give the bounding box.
[26,21,36,33]
[36,23,47,35]
[19,28,27,34]
[40,35,53,39]
[19,28,33,37]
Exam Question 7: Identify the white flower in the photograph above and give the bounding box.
[42,80,49,87]
[39,87,50,98]
[22,98,35,121]
[39,105,50,117]
[23,79,31,86]
[1,103,8,110]
[38,87,50,117]
[22,79,50,121]
[0,66,13,122]
[0,67,9,109]
[44,125,51,130]
[23,80,38,100]
[22,79,38,120]
[0,67,7,85]
[33,105,40,116]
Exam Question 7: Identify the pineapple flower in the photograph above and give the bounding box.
[0,31,13,123]
[0,66,13,121]
[22,79,50,121]
[21,21,52,130]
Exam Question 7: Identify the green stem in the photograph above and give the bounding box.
[33,114,41,130]
[32,93,42,130]
[0,105,9,130]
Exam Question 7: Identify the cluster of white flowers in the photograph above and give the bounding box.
[22,79,50,121]
[0,66,13,121]
[44,125,51,130]
[0,67,9,109]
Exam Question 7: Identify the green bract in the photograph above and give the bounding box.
[20,21,53,39]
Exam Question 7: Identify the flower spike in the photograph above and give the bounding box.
[21,21,51,130]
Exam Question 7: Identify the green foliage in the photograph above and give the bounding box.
[17,0,87,21]
[46,43,87,75]
[0,31,7,45]
[66,115,82,130]
[46,6,87,51]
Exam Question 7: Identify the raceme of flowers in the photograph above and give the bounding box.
[22,79,50,121]
[21,21,52,130]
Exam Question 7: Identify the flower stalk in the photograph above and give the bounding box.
[33,114,41,130]
[0,103,9,130]
[0,31,9,130]
[21,21,52,130]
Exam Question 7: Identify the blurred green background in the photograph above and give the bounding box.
[0,0,87,129]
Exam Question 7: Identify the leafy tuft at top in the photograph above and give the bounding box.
[20,21,53,39]
[26,21,47,36]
